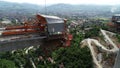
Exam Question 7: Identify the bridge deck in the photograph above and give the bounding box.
[0,36,46,51]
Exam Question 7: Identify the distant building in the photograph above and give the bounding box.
[1,19,11,24]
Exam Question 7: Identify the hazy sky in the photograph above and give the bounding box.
[1,0,120,5]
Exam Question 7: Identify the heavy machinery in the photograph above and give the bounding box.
[0,14,72,51]
[108,14,120,31]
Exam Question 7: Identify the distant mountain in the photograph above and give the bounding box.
[0,1,44,21]
[46,4,120,17]
[0,1,43,15]
[0,1,120,19]
[47,4,111,12]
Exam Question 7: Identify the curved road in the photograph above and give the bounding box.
[81,29,119,68]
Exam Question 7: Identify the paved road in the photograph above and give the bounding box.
[113,49,120,68]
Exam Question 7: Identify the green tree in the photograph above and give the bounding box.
[85,26,100,38]
[0,59,16,68]
[52,46,93,68]
[116,34,120,42]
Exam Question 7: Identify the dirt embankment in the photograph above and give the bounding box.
[81,29,119,68]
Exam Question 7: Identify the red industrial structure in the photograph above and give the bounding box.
[108,14,120,31]
[0,14,72,51]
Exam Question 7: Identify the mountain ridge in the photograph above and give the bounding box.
[0,1,120,19]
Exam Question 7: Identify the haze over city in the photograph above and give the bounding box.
[1,0,120,5]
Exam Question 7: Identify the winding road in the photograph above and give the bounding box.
[81,29,119,68]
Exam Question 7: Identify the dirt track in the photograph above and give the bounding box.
[81,29,119,68]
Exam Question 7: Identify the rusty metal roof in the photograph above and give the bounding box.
[41,15,64,24]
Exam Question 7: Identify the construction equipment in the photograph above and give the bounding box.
[0,14,72,51]
[108,14,120,31]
